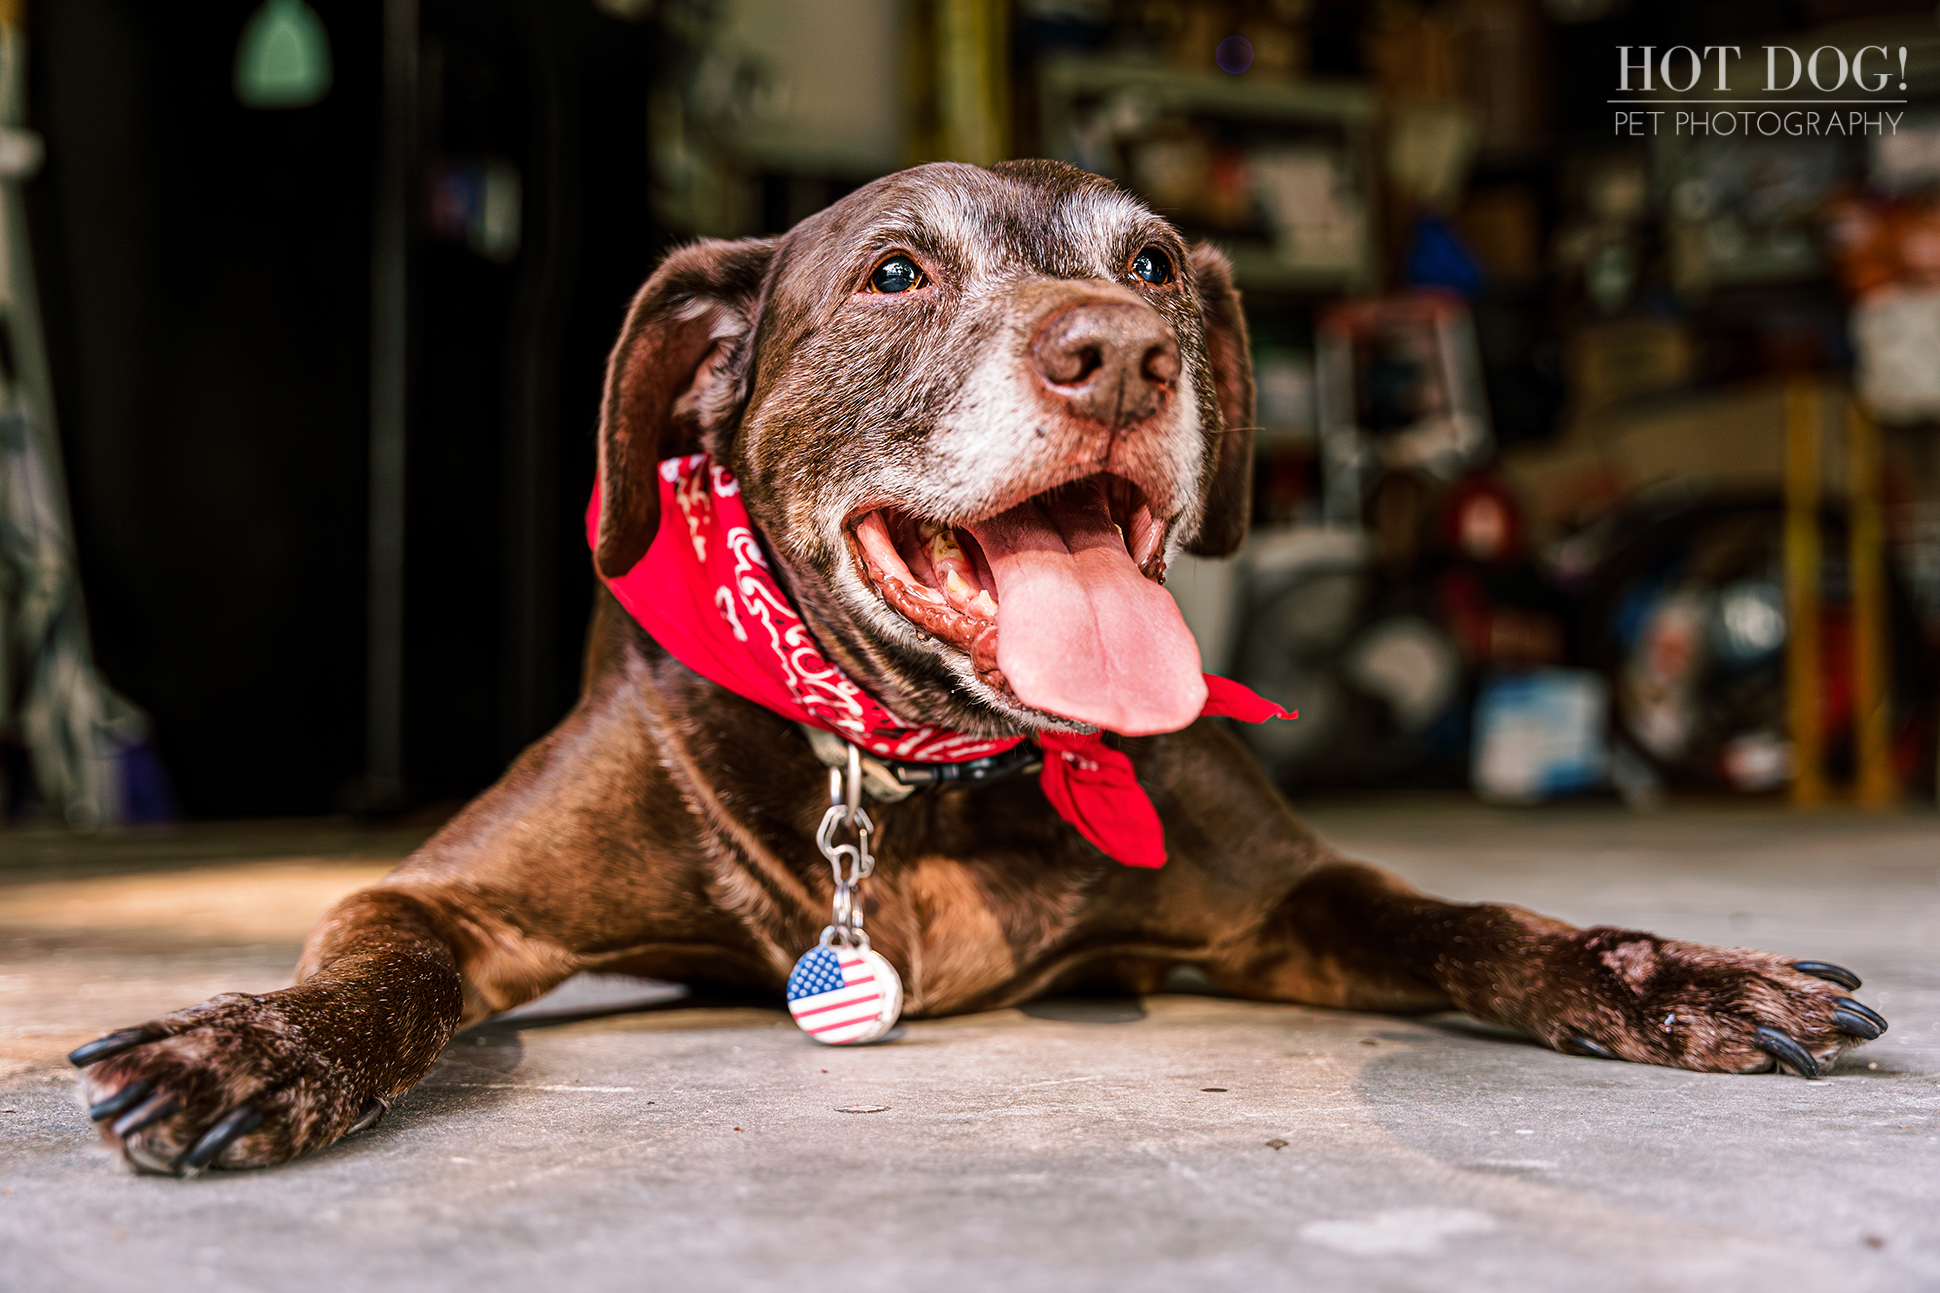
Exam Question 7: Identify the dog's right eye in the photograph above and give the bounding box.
[867,255,925,294]
[1131,246,1174,285]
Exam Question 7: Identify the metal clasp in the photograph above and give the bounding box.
[815,742,875,949]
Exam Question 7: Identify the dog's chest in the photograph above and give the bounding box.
[863,853,1031,1015]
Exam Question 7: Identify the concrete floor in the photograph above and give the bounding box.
[1,801,1936,1292]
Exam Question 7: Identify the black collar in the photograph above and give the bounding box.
[874,742,1042,788]
[799,724,1041,802]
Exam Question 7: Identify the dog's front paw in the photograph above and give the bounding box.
[69,991,384,1175]
[1524,927,1887,1077]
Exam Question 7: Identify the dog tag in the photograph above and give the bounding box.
[786,943,902,1046]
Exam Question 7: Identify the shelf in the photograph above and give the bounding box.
[1039,56,1376,125]
[1036,54,1380,296]
[1220,243,1370,293]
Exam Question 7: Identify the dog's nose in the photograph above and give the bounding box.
[1030,302,1179,427]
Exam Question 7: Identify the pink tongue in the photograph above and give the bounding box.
[966,480,1205,735]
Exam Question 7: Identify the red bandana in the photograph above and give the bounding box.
[587,454,1292,868]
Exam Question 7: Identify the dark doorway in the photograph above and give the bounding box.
[29,0,661,817]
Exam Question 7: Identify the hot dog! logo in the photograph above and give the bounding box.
[1609,44,1910,138]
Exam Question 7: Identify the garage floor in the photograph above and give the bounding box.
[2,800,1936,1293]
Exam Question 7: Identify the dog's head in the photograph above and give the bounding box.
[594,160,1253,738]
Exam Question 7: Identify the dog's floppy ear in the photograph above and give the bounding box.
[1184,243,1255,559]
[595,237,776,578]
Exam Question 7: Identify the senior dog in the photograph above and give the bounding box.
[70,161,1884,1174]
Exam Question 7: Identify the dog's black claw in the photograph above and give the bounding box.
[87,1080,151,1123]
[111,1091,180,1139]
[180,1105,263,1174]
[1564,1036,1617,1059]
[1792,961,1862,990]
[1753,1026,1820,1078]
[68,1028,158,1068]
[1832,1009,1882,1041]
[345,1095,389,1136]
[1834,998,1888,1035]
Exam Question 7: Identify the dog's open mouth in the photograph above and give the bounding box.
[849,474,1206,735]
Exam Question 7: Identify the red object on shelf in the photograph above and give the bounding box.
[1823,189,1940,299]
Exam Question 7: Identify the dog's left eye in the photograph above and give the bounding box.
[868,255,926,294]
[1130,247,1173,285]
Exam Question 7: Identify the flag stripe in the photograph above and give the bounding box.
[799,990,884,1025]
[791,991,880,1020]
[807,1004,886,1035]
[803,997,881,1024]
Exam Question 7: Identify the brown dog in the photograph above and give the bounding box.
[70,161,1885,1174]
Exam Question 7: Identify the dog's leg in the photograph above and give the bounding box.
[1205,857,1886,1076]
[1144,725,1886,1077]
[68,886,473,1174]
[67,815,636,1175]
[68,835,631,1175]
[65,653,701,1174]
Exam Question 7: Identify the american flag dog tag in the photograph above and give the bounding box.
[786,942,902,1045]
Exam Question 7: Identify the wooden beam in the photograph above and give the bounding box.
[1848,399,1895,808]
[1784,380,1826,806]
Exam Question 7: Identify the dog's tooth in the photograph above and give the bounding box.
[927,528,966,565]
[945,569,974,600]
[973,589,999,618]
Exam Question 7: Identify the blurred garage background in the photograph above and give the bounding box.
[4,0,1939,833]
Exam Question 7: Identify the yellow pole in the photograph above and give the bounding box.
[936,0,1008,166]
[1784,380,1826,806]
[1848,399,1895,807]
